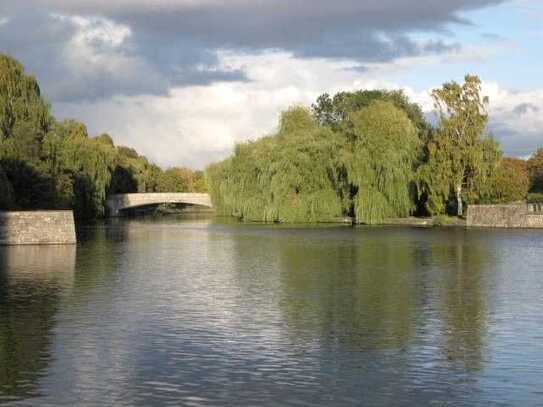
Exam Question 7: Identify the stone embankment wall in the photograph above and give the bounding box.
[466,204,543,228]
[0,211,77,245]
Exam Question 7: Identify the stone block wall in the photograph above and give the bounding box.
[466,204,543,228]
[0,211,76,245]
[525,214,543,228]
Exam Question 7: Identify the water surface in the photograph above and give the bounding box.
[1,217,542,406]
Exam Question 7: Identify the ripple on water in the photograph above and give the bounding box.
[1,221,543,406]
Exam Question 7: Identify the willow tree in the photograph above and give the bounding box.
[0,54,56,208]
[0,54,52,146]
[419,75,499,216]
[206,107,344,222]
[206,136,276,221]
[49,120,118,218]
[346,100,421,224]
[267,107,344,222]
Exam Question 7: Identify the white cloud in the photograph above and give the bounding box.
[482,82,543,156]
[47,14,165,101]
[53,14,133,67]
[53,47,543,169]
[55,51,402,169]
[64,15,131,48]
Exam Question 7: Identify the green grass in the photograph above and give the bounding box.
[432,215,459,226]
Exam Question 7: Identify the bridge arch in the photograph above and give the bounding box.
[106,193,213,217]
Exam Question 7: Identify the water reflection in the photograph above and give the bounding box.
[0,245,75,402]
[436,233,489,372]
[271,230,416,351]
[0,220,542,406]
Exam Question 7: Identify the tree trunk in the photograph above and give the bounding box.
[456,184,463,217]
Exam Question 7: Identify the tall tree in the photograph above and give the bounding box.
[0,54,51,143]
[346,100,421,224]
[419,75,499,216]
[0,54,58,208]
[207,107,344,222]
[311,89,430,138]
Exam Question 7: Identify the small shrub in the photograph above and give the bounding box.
[528,193,543,203]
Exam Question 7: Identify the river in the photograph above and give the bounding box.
[1,216,542,406]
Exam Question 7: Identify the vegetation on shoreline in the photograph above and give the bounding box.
[2,54,542,224]
[207,76,540,224]
[0,54,205,219]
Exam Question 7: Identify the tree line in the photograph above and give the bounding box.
[207,75,543,224]
[0,54,206,219]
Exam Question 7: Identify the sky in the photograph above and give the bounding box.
[1,0,542,169]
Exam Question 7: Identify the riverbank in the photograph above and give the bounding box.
[382,216,465,227]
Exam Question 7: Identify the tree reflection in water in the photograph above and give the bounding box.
[0,245,76,402]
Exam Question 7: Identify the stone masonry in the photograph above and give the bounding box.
[0,211,77,245]
[466,204,543,228]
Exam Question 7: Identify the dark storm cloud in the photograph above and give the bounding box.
[3,0,511,52]
[0,0,506,102]
[0,12,164,102]
[0,5,247,102]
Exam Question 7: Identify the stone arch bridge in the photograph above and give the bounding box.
[106,193,213,217]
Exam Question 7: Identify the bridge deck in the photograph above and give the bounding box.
[106,193,213,217]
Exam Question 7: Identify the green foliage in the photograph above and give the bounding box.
[528,193,543,203]
[1,53,534,222]
[0,53,204,219]
[208,78,519,224]
[417,75,500,216]
[53,121,118,218]
[154,166,208,193]
[207,108,344,222]
[480,157,529,204]
[114,146,161,193]
[269,110,344,222]
[346,101,421,224]
[527,148,543,192]
[432,215,459,226]
[156,168,189,192]
[207,102,420,224]
[0,54,59,210]
[312,89,430,137]
[95,133,114,146]
[0,54,51,144]
[0,158,59,209]
[192,171,207,193]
